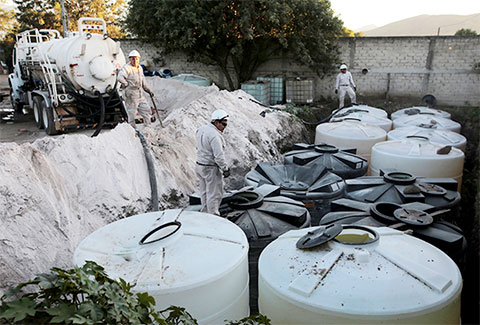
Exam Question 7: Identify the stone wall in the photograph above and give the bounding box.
[119,36,480,107]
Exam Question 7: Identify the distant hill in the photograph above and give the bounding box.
[355,24,377,33]
[362,14,480,36]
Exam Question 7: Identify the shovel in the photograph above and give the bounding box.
[149,93,163,127]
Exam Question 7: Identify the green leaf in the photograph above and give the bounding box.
[46,303,77,323]
[77,302,105,321]
[0,297,37,322]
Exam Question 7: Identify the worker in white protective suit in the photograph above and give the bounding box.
[195,110,231,216]
[117,50,154,128]
[335,64,357,109]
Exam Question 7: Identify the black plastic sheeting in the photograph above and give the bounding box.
[188,184,311,314]
[345,170,461,210]
[320,198,466,264]
[245,161,345,225]
[284,143,368,179]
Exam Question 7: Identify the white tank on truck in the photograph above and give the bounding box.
[9,17,127,135]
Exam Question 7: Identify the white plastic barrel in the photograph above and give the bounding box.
[333,105,388,118]
[387,126,467,152]
[315,121,387,163]
[393,115,461,133]
[391,106,451,120]
[370,138,465,190]
[74,209,249,324]
[258,226,462,324]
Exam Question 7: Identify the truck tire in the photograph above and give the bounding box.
[10,89,24,121]
[32,96,44,129]
[41,98,59,135]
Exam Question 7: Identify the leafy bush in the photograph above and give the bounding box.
[0,261,271,325]
[0,261,196,324]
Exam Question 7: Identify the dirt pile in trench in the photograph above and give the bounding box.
[0,79,308,295]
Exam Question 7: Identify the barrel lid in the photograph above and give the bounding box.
[245,161,345,199]
[321,199,466,257]
[345,170,461,210]
[316,121,387,139]
[189,185,311,241]
[391,106,451,120]
[73,209,248,291]
[283,143,368,179]
[387,126,466,148]
[259,226,462,315]
[296,224,343,248]
[332,105,388,118]
[372,138,465,159]
[393,115,460,131]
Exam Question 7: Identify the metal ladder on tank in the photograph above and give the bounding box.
[38,48,60,108]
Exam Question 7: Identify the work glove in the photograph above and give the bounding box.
[223,169,231,178]
[335,89,338,94]
[354,87,357,91]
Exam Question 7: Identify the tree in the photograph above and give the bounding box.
[340,27,364,37]
[14,0,126,37]
[125,0,344,89]
[0,0,17,69]
[454,28,478,36]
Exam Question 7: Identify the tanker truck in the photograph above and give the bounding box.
[8,17,127,135]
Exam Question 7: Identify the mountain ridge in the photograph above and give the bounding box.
[357,14,480,36]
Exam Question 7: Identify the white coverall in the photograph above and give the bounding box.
[335,71,357,109]
[195,123,229,216]
[117,63,152,127]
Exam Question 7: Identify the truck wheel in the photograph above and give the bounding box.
[10,89,24,120]
[32,96,44,129]
[41,99,59,135]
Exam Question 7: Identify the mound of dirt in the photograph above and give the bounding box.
[0,79,308,295]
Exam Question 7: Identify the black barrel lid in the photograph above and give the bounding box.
[283,143,367,179]
[188,185,311,241]
[296,224,343,249]
[393,208,434,227]
[370,202,401,224]
[246,161,345,199]
[345,170,461,210]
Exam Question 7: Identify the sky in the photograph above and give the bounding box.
[329,0,480,30]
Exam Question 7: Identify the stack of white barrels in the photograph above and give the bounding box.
[315,105,465,190]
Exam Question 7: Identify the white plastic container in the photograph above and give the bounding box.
[333,105,388,118]
[315,121,387,163]
[330,114,392,132]
[393,115,461,133]
[370,138,465,189]
[391,106,451,120]
[258,226,462,324]
[36,18,125,94]
[388,126,467,152]
[74,209,249,324]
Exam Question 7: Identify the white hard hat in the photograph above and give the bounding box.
[340,64,348,70]
[129,50,141,58]
[211,109,229,121]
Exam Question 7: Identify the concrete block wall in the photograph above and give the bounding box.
[118,36,480,107]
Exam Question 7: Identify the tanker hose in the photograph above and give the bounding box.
[136,129,159,212]
[91,91,105,137]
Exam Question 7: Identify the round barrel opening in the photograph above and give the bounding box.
[139,221,182,245]
[383,171,416,185]
[228,191,264,210]
[333,226,378,245]
[314,144,339,153]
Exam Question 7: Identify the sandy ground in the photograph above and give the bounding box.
[0,74,50,143]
